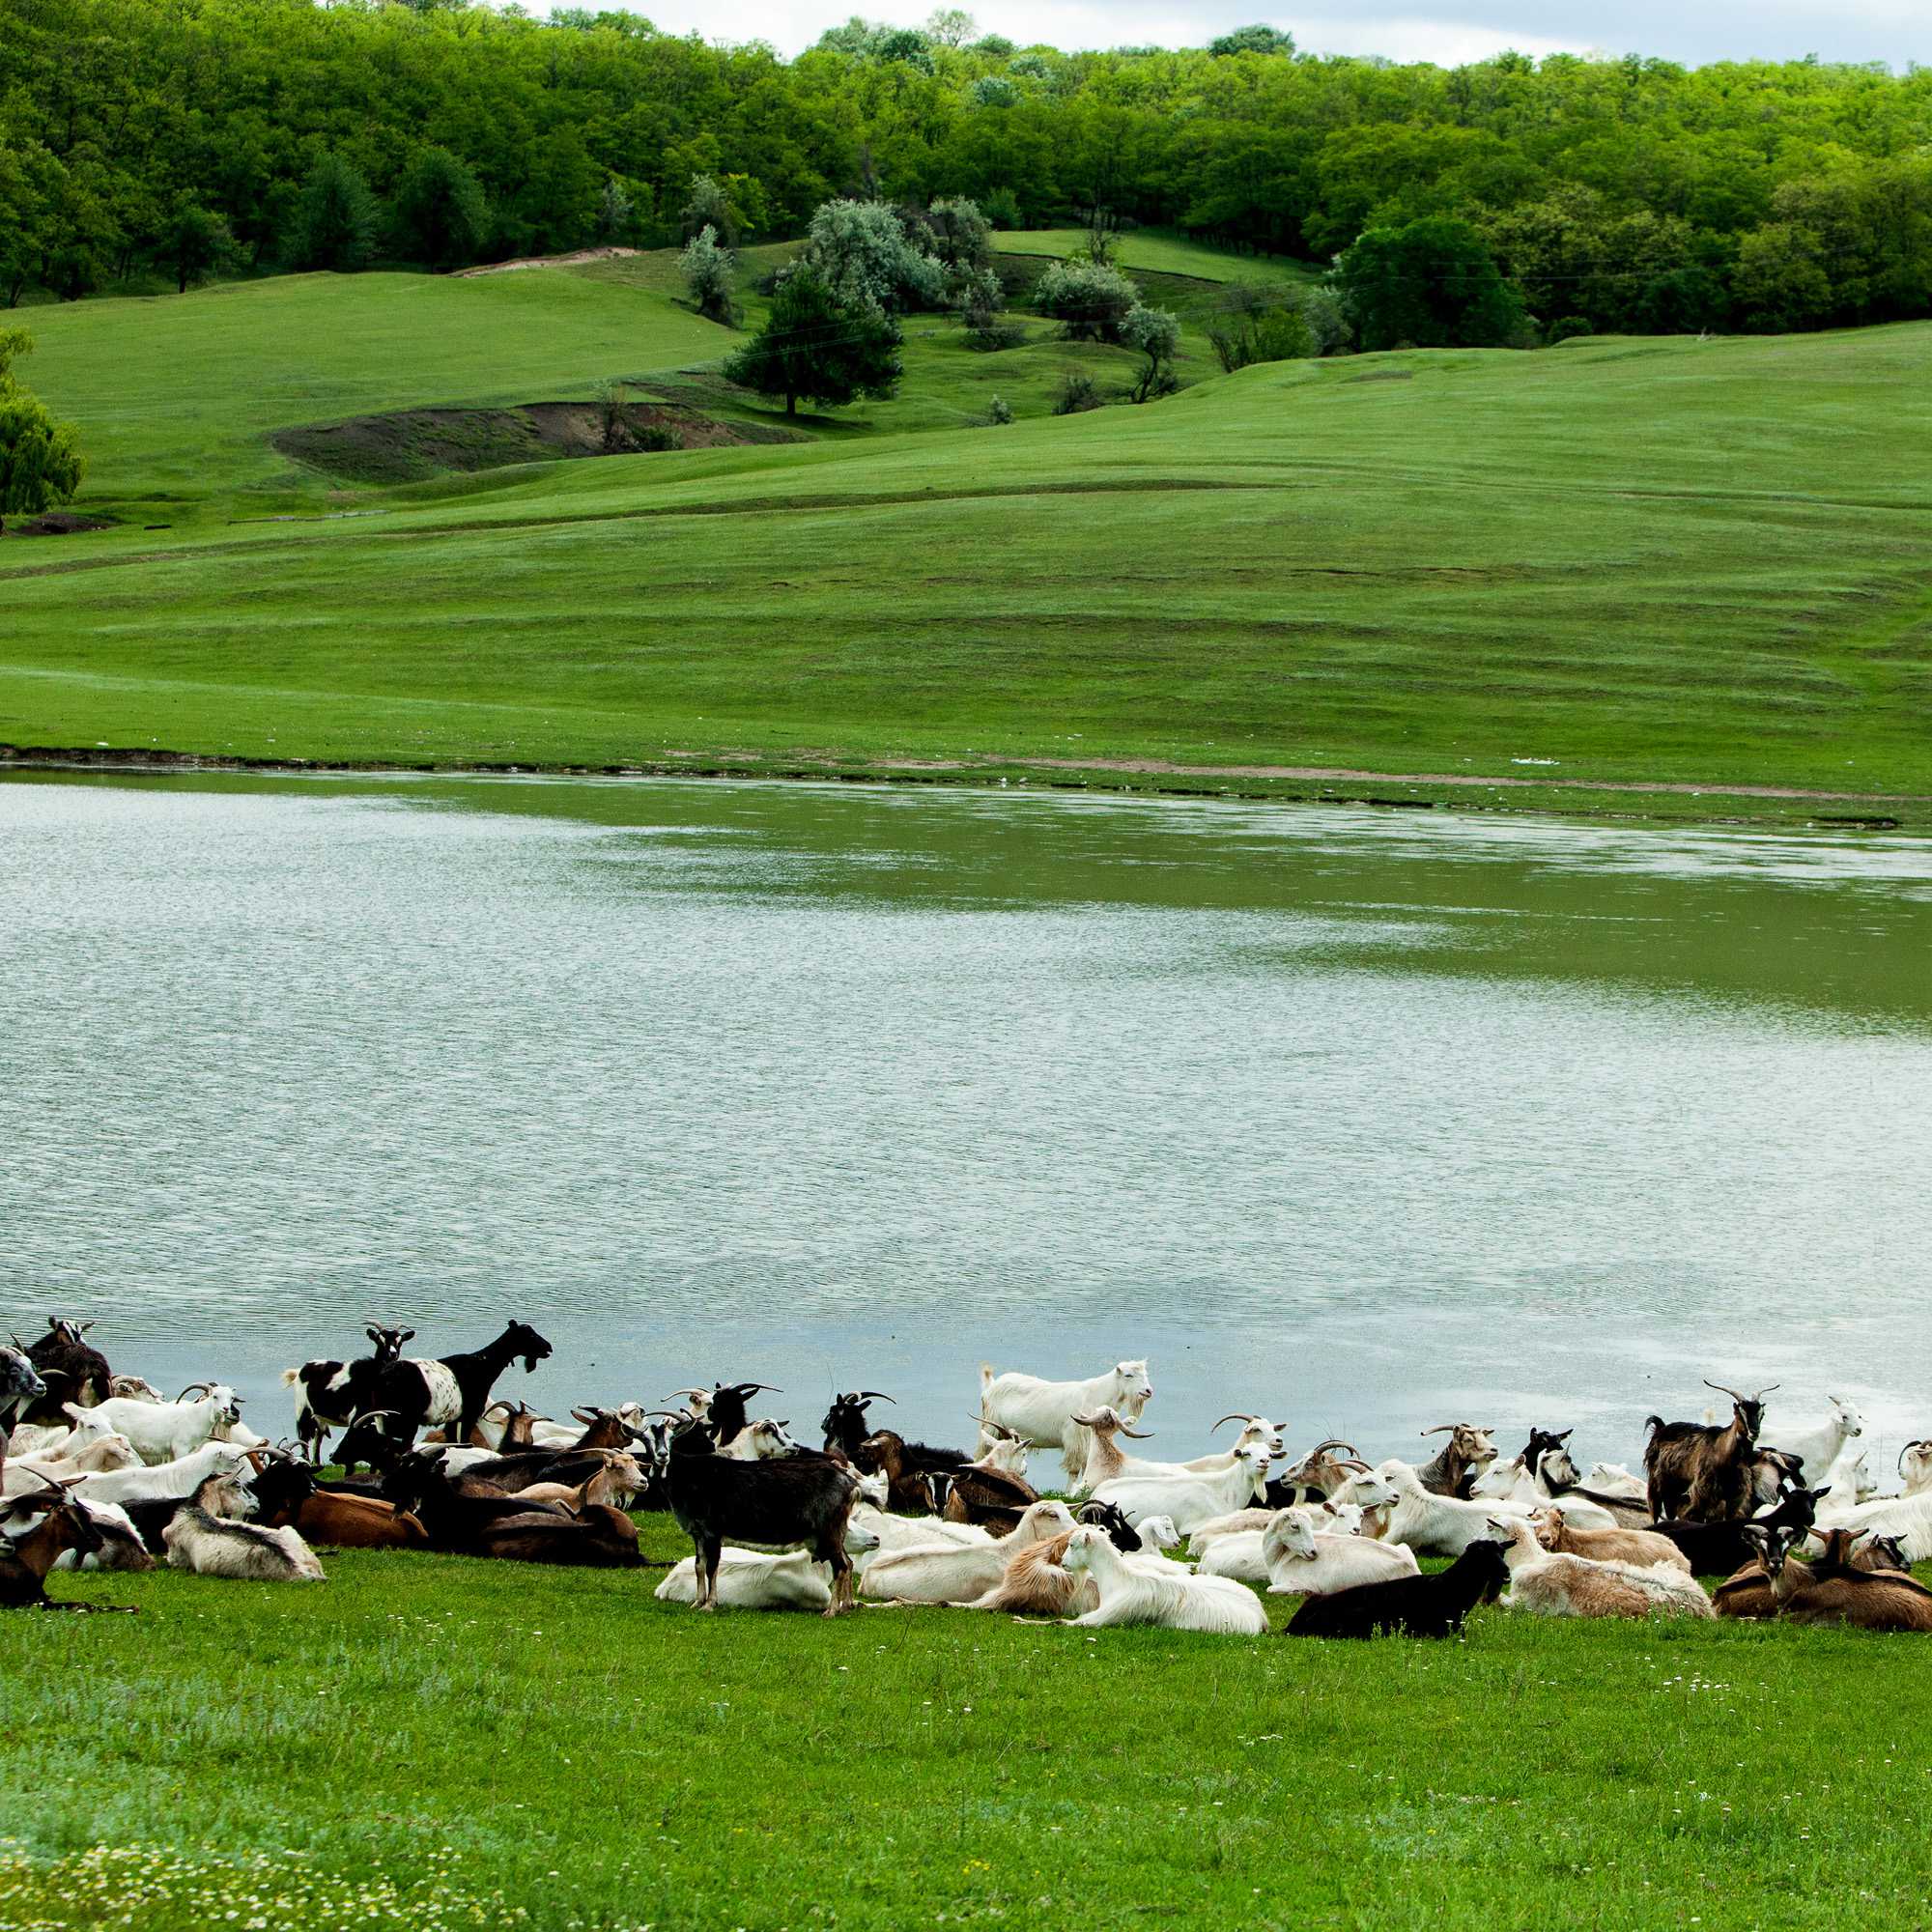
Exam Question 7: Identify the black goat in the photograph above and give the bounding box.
[1644,1379,1776,1522]
[382,1451,573,1553]
[1652,1482,1827,1576]
[1285,1537,1510,1639]
[821,1390,895,1460]
[668,1419,859,1614]
[667,1381,781,1449]
[1076,1499,1141,1553]
[282,1323,412,1462]
[356,1321,553,1449]
[22,1318,111,1422]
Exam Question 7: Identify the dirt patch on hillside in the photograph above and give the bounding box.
[0,510,117,539]
[456,247,642,276]
[273,399,801,485]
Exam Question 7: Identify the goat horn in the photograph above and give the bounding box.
[1419,1424,1458,1436]
[1210,1413,1257,1431]
[1338,1460,1373,1472]
[1119,1424,1155,1439]
[1702,1378,1749,1403]
[174,1382,213,1402]
[1307,1438,1357,1458]
[731,1383,781,1397]
[663,1388,709,1402]
[855,1391,896,1405]
[1754,1383,1781,1398]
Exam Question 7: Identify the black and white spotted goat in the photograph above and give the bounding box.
[353,1320,554,1451]
[282,1324,413,1463]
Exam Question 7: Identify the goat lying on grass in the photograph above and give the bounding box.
[1495,1516,1715,1620]
[162,1475,326,1582]
[1286,1534,1510,1639]
[1056,1525,1267,1634]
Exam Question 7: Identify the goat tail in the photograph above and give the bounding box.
[279,1367,302,1388]
[1642,1414,1665,1435]
[980,1362,995,1395]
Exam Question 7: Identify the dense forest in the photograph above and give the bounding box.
[4,0,1932,334]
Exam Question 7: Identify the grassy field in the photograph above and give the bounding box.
[4,1510,1932,1932]
[985,227,1320,285]
[7,302,1932,821]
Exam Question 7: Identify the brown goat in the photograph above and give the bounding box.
[473,1502,641,1567]
[293,1492,429,1550]
[1535,1507,1692,1575]
[1645,1380,1775,1522]
[516,1452,642,1512]
[1772,1528,1932,1632]
[1417,1423,1496,1499]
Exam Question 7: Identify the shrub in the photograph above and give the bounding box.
[1052,370,1103,414]
[1298,286,1352,355]
[679,223,738,325]
[928,196,992,273]
[1333,217,1526,351]
[637,424,685,451]
[800,197,945,313]
[0,327,85,534]
[1206,284,1316,371]
[986,393,1012,424]
[595,177,634,244]
[1121,301,1181,401]
[1034,259,1136,341]
[1547,315,1594,345]
[981,186,1023,230]
[681,173,736,247]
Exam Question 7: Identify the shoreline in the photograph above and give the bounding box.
[3,741,1924,831]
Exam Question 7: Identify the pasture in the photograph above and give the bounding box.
[5,304,1932,822]
[3,1517,1931,1931]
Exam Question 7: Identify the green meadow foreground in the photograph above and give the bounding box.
[4,1517,1932,1932]
[6,257,1932,825]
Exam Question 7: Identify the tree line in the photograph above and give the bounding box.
[3,0,1932,336]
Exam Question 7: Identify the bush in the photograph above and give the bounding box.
[1052,370,1103,414]
[678,223,738,325]
[595,177,634,245]
[971,74,1019,108]
[985,393,1012,424]
[1034,259,1136,341]
[1298,286,1352,355]
[637,424,684,451]
[1206,284,1316,371]
[0,327,85,535]
[800,197,945,313]
[967,319,1027,351]
[1547,315,1594,345]
[928,196,992,273]
[1332,216,1525,351]
[981,186,1023,231]
[392,146,488,270]
[681,173,736,246]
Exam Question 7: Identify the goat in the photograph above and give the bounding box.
[473,1502,641,1567]
[1090,1443,1271,1535]
[959,1502,1146,1616]
[1494,1516,1714,1619]
[849,1503,990,1564]
[720,1419,803,1463]
[1760,1526,1932,1632]
[1067,1406,1279,1495]
[1583,1462,1649,1503]
[664,1383,781,1453]
[1,1348,46,1442]
[1898,1440,1932,1498]
[1286,1533,1510,1639]
[1811,1488,1932,1564]
[1761,1393,1863,1478]
[4,1430,143,1493]
[3,1488,155,1575]
[514,1452,643,1513]
[1416,1423,1497,1499]
[357,1321,554,1451]
[1,1479,135,1607]
[1651,1482,1826,1575]
[162,1475,326,1581]
[1260,1509,1420,1596]
[1533,1506,1691,1574]
[106,1376,165,1404]
[69,1439,256,1511]
[861,1500,1076,1605]
[820,1390,897,1461]
[1717,1525,1916,1620]
[72,1385,242,1467]
[938,1441,1040,1532]
[668,1418,860,1614]
[246,1458,430,1550]
[1475,1432,1636,1529]
[978,1358,1152,1484]
[21,1319,111,1421]
[656,1548,851,1610]
[1265,1438,1368,1509]
[1644,1379,1775,1522]
[382,1452,573,1552]
[1057,1525,1266,1634]
[282,1324,412,1461]
[1378,1460,1532,1558]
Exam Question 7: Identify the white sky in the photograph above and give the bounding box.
[656,1,1932,67]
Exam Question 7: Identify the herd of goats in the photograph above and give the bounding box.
[6,1317,1932,1637]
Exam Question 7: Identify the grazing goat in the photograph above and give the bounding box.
[1090,1443,1271,1536]
[1416,1423,1497,1499]
[1644,1380,1775,1522]
[1533,1506,1691,1574]
[1761,1527,1932,1632]
[162,1475,326,1581]
[1,1479,129,1607]
[861,1500,1077,1605]
[668,1419,860,1614]
[1285,1534,1510,1639]
[282,1324,412,1461]
[358,1321,554,1451]
[1261,1510,1419,1596]
[1058,1525,1267,1634]
[22,1319,111,1421]
[978,1358,1152,1483]
[656,1548,849,1610]
[77,1385,242,1466]
[1495,1517,1714,1620]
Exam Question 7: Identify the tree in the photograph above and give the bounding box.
[156,203,234,295]
[392,148,489,270]
[724,265,902,416]
[288,154,380,273]
[927,196,991,273]
[1033,259,1136,341]
[681,173,737,246]
[1209,23,1294,55]
[1332,218,1526,352]
[925,8,975,45]
[800,198,943,313]
[874,28,935,71]
[0,329,85,535]
[1121,301,1181,401]
[595,177,635,244]
[679,223,738,325]
[1205,282,1316,370]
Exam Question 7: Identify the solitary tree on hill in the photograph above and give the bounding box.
[0,327,85,535]
[723,265,902,416]
[1332,217,1525,351]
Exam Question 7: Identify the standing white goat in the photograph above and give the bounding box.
[978,1359,1152,1483]
[1760,1394,1863,1478]
[1091,1443,1271,1535]
[1057,1526,1267,1634]
[70,1385,242,1466]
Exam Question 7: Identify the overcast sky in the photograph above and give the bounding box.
[653,2,1931,67]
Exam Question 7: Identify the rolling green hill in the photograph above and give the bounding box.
[5,270,1931,821]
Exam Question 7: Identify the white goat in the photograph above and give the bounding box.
[978,1358,1152,1482]
[656,1526,876,1610]
[69,1439,256,1509]
[162,1476,325,1581]
[1261,1510,1421,1595]
[1898,1440,1932,1498]
[848,1504,990,1564]
[1493,1517,1714,1620]
[1761,1393,1863,1479]
[3,1432,143,1494]
[1067,1407,1279,1495]
[1584,1462,1649,1503]
[1058,1526,1266,1634]
[1813,1489,1932,1562]
[860,1500,1076,1605]
[1379,1460,1533,1557]
[73,1385,242,1467]
[1091,1443,1271,1535]
[719,1419,801,1461]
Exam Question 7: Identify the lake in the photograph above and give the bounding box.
[3,769,1928,1475]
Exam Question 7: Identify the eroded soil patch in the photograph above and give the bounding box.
[274,399,799,484]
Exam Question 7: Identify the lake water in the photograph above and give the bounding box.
[4,769,1929,1476]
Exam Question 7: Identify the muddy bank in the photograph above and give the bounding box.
[0,510,118,539]
[273,399,800,485]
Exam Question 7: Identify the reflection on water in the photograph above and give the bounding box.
[3,770,1928,1470]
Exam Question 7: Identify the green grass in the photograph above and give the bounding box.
[987,227,1320,285]
[7,313,1932,818]
[4,1519,1931,1931]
